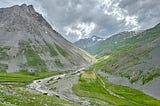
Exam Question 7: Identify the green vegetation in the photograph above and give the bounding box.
[95,55,111,63]
[72,25,160,105]
[54,59,63,67]
[45,41,58,56]
[55,43,68,57]
[0,63,8,70]
[0,69,79,105]
[0,47,9,60]
[0,84,77,106]
[0,70,64,83]
[0,68,80,105]
[85,23,160,56]
[43,40,69,57]
[0,24,159,105]
[130,71,142,84]
[88,39,160,84]
[25,48,46,69]
[142,68,160,84]
[76,30,160,104]
[19,41,47,71]
[92,55,118,71]
[73,71,160,106]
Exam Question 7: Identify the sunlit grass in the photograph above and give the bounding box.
[95,55,111,63]
[0,71,64,83]
[73,71,160,106]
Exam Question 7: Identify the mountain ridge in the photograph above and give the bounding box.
[0,4,94,72]
[74,35,105,49]
[83,31,139,56]
[85,23,160,99]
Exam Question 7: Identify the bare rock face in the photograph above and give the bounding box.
[0,4,94,72]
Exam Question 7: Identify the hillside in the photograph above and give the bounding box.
[86,23,160,99]
[84,31,138,56]
[0,4,94,72]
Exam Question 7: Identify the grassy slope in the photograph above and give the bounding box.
[0,70,79,106]
[72,24,160,105]
[0,84,77,106]
[97,35,160,83]
[73,71,160,106]
[83,23,160,84]
[85,23,160,56]
[89,44,160,84]
[19,40,47,71]
[0,70,64,83]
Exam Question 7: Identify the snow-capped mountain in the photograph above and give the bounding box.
[74,36,105,49]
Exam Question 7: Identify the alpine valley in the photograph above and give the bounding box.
[0,4,160,106]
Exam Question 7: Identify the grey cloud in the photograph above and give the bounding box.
[119,0,160,29]
[0,0,160,42]
[38,0,143,42]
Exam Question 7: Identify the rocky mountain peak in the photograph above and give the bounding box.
[10,4,35,14]
[0,4,94,72]
[21,4,35,13]
[0,4,52,34]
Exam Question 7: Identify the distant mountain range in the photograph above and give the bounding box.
[0,4,94,72]
[78,31,138,56]
[74,36,105,49]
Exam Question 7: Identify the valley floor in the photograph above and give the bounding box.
[0,69,160,106]
[0,83,76,106]
[27,68,92,105]
[0,71,78,106]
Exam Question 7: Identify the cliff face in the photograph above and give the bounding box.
[0,4,94,72]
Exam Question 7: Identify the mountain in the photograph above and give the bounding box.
[89,23,160,99]
[74,35,105,49]
[83,31,138,56]
[0,4,94,72]
[0,4,159,106]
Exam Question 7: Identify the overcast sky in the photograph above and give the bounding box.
[0,0,160,42]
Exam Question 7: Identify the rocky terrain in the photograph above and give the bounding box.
[0,4,94,72]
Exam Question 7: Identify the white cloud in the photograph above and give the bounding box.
[125,16,137,26]
[64,22,96,40]
[64,27,82,40]
[97,0,139,30]
[0,0,160,42]
[77,22,96,37]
